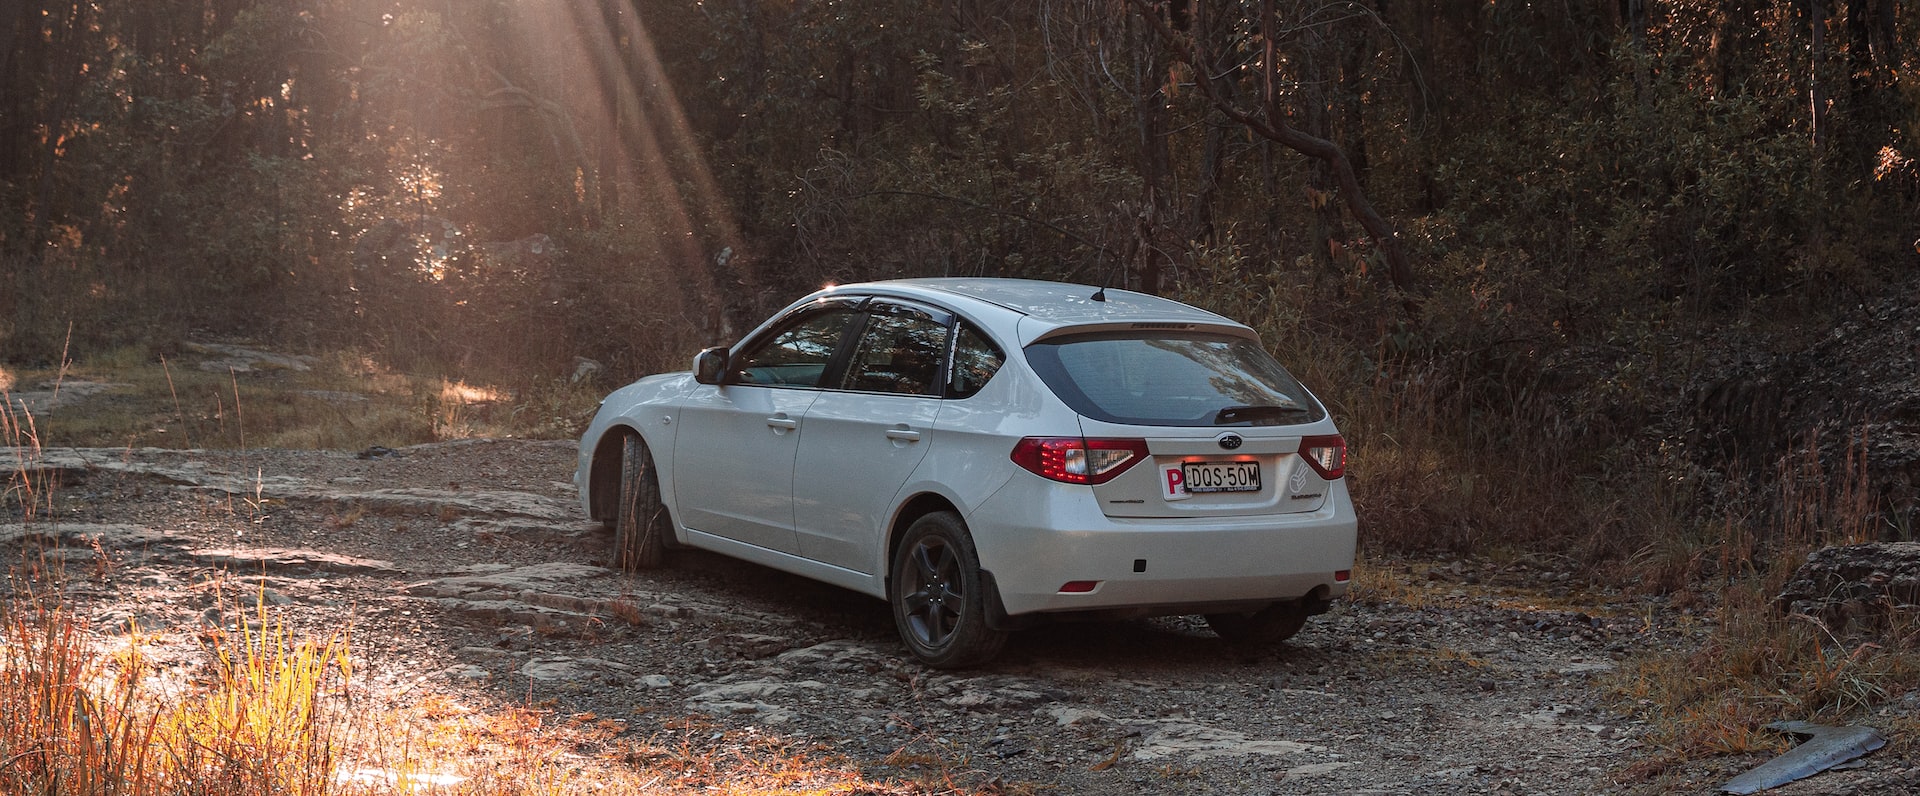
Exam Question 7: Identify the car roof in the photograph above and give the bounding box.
[838,278,1243,334]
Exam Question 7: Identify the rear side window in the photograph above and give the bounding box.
[841,306,949,396]
[1025,332,1325,426]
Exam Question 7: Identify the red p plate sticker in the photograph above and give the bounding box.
[1161,464,1191,501]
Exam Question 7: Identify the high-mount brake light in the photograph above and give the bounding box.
[1010,437,1150,485]
[1299,434,1347,480]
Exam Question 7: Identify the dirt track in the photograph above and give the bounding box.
[6,440,1912,794]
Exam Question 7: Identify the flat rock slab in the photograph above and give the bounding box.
[182,341,317,373]
[3,380,114,415]
[190,547,401,576]
[0,522,173,550]
[405,562,612,598]
[12,447,577,521]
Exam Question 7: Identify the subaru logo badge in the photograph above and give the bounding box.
[1218,434,1243,450]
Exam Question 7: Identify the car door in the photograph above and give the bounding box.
[672,304,862,554]
[792,300,951,573]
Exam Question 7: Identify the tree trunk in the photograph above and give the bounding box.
[1810,0,1827,152]
[1131,9,1170,295]
[1127,0,1414,295]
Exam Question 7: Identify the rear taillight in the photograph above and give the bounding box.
[1011,437,1150,485]
[1299,434,1347,479]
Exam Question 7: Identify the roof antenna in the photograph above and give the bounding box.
[1090,260,1120,302]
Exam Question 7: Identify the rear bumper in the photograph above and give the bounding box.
[966,475,1357,618]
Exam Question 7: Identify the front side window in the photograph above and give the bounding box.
[733,307,861,387]
[840,304,950,396]
[1025,332,1325,426]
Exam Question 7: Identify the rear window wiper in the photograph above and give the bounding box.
[1213,404,1308,425]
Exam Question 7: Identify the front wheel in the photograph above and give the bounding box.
[613,433,668,571]
[889,512,1007,668]
[1205,602,1310,645]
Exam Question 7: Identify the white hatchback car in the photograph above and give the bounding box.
[576,278,1356,667]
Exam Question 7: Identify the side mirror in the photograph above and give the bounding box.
[693,346,730,385]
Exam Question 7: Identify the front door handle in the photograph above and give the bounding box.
[766,413,799,432]
[884,426,922,442]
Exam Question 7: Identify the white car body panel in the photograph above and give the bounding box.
[968,472,1357,616]
[671,384,815,553]
[793,390,940,572]
[1078,417,1332,518]
[573,372,693,514]
[576,277,1359,647]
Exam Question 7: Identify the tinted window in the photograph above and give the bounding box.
[734,308,860,387]
[841,305,949,396]
[1025,333,1325,426]
[946,322,1003,399]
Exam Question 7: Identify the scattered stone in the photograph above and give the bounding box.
[1281,761,1353,779]
[1127,720,1320,762]
[448,665,491,682]
[688,679,828,702]
[775,640,891,671]
[1045,707,1115,727]
[703,633,793,659]
[519,656,634,684]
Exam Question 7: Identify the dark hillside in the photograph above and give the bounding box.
[1688,277,1920,538]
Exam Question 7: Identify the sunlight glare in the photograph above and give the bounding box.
[440,379,505,405]
[506,1,741,303]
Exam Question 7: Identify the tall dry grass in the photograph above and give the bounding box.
[1612,431,1919,776]
[0,581,966,795]
[0,590,351,795]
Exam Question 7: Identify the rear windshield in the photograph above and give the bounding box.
[1025,332,1326,427]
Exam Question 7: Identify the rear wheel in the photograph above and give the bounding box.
[890,512,1006,668]
[1205,602,1309,645]
[613,433,668,571]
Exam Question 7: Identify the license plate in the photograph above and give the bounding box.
[1181,461,1261,493]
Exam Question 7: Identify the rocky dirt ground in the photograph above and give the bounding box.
[4,440,1914,795]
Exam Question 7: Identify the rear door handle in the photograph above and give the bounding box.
[884,426,922,442]
[766,413,799,431]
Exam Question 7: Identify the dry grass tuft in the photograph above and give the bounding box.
[1608,435,1918,775]
[0,581,990,795]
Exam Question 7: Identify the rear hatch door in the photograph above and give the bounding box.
[1021,327,1338,519]
[1076,420,1331,518]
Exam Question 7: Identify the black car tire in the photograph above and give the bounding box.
[890,512,1007,668]
[613,433,668,571]
[1205,602,1309,645]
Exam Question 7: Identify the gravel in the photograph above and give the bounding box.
[6,439,1912,795]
